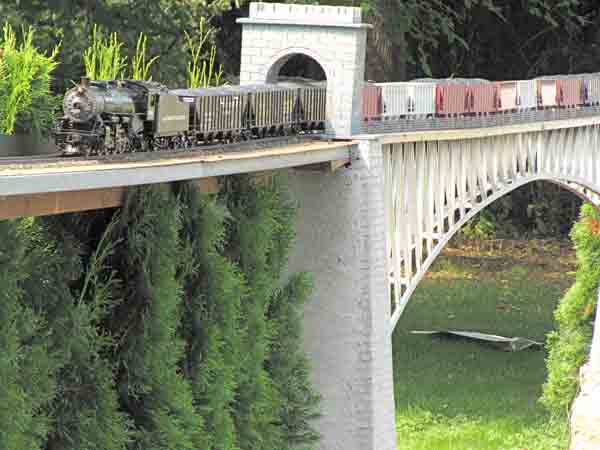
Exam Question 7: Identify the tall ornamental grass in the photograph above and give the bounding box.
[83,26,158,81]
[131,33,159,81]
[0,23,60,135]
[83,25,127,80]
[81,20,221,87]
[185,18,223,88]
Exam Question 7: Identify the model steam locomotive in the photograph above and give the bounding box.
[54,77,327,156]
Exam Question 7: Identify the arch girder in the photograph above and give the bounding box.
[385,125,600,331]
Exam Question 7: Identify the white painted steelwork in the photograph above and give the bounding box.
[384,125,600,330]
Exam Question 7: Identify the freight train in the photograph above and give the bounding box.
[55,73,600,156]
[54,77,326,156]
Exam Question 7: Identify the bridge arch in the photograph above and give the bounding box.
[385,126,600,330]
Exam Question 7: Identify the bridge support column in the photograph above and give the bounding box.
[286,138,397,450]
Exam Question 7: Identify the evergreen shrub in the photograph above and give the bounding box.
[0,175,322,450]
[20,216,131,450]
[0,220,57,450]
[225,175,289,450]
[267,273,322,450]
[0,23,60,136]
[542,203,600,417]
[177,181,244,450]
[106,185,206,450]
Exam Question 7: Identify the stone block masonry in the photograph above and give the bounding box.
[285,137,397,450]
[237,2,371,138]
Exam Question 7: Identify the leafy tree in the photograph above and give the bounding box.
[20,216,131,450]
[106,185,206,450]
[367,0,589,81]
[267,273,321,450]
[176,181,244,450]
[0,220,57,450]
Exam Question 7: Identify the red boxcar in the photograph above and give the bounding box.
[362,84,382,120]
[558,79,582,107]
[468,84,498,114]
[436,84,468,115]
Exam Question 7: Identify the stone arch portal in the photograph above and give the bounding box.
[237,2,371,137]
[265,50,328,83]
[384,125,600,331]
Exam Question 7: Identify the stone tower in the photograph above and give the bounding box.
[238,2,370,137]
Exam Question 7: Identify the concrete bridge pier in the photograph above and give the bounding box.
[286,138,397,450]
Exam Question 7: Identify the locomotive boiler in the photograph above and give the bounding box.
[55,78,189,155]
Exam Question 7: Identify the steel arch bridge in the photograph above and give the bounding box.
[383,122,600,330]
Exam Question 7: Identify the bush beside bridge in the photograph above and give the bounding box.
[542,203,600,418]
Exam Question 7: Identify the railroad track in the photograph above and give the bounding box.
[0,153,64,165]
[0,134,327,168]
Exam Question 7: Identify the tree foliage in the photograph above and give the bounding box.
[0,23,60,135]
[20,215,131,450]
[0,0,235,89]
[541,203,600,418]
[363,0,591,81]
[104,184,207,450]
[267,273,321,450]
[225,175,288,450]
[215,174,323,450]
[176,181,243,450]
[0,220,57,450]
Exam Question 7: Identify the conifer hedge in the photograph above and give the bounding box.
[0,220,57,450]
[0,174,321,450]
[542,203,600,418]
[20,216,131,450]
[176,181,243,450]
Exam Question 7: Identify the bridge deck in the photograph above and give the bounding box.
[0,139,355,197]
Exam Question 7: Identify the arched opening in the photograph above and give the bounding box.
[264,52,329,133]
[266,52,328,83]
[392,180,589,448]
[277,54,327,81]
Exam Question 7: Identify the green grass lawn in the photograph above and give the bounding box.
[393,240,575,450]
